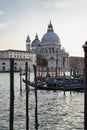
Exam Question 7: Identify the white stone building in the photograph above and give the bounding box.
[0,49,36,72]
[26,21,69,74]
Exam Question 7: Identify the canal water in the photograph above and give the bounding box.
[0,73,84,130]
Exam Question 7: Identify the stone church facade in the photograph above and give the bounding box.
[26,21,69,74]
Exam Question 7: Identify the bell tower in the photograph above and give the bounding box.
[26,35,31,51]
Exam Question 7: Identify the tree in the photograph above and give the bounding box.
[37,54,47,67]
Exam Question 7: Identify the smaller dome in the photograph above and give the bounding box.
[32,34,40,47]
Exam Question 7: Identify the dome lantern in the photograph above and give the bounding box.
[47,21,54,32]
[35,33,39,40]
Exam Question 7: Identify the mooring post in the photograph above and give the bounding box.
[20,67,22,96]
[25,62,29,130]
[64,87,65,95]
[70,69,72,95]
[83,41,87,130]
[63,72,65,95]
[33,64,38,128]
[28,66,30,91]
[55,66,57,77]
[9,58,14,130]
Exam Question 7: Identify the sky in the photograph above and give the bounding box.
[0,0,87,57]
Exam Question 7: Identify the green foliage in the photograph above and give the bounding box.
[37,54,47,67]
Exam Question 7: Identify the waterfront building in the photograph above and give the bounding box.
[26,21,69,75]
[69,56,84,76]
[0,49,36,72]
[0,21,69,74]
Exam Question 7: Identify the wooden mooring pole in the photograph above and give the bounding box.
[25,62,29,130]
[20,67,22,96]
[83,41,87,130]
[34,65,38,128]
[28,66,30,91]
[9,58,14,130]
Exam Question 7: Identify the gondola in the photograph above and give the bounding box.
[22,78,84,92]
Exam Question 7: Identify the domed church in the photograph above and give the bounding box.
[26,21,69,74]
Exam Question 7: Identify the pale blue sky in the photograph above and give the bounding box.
[0,0,87,56]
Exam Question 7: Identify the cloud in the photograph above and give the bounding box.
[0,11,4,15]
[43,1,68,9]
[55,2,68,8]
[43,2,51,9]
[0,22,8,28]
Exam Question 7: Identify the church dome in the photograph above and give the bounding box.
[32,34,40,47]
[41,21,60,44]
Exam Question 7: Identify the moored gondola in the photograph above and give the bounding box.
[22,78,84,92]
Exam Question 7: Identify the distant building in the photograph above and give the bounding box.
[26,21,69,74]
[0,49,36,72]
[69,56,84,76]
[0,21,70,74]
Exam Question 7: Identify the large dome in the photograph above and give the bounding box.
[41,22,60,43]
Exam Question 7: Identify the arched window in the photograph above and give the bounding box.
[49,47,51,53]
[14,62,17,65]
[63,57,65,67]
[3,66,5,71]
[52,47,54,53]
[45,48,47,53]
[2,62,6,65]
[14,66,17,71]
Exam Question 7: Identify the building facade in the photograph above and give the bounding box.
[0,21,69,74]
[26,21,69,74]
[69,56,84,76]
[0,49,36,72]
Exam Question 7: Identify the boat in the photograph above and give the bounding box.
[46,77,84,86]
[22,78,84,92]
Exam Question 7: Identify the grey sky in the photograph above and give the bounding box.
[0,0,87,56]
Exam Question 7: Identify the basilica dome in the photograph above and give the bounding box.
[41,21,60,44]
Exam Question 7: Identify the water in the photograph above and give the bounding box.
[0,73,84,130]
